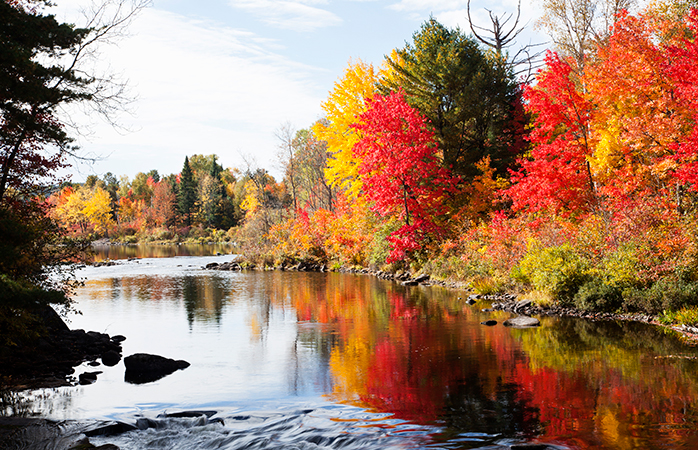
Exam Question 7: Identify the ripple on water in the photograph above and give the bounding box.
[82,407,566,450]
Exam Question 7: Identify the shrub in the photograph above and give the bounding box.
[573,279,623,311]
[513,242,591,305]
[623,275,698,314]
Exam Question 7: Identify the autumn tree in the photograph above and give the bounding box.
[150,179,176,228]
[279,124,334,213]
[507,52,596,216]
[537,0,636,70]
[379,18,526,185]
[313,59,379,199]
[352,91,458,262]
[292,126,334,212]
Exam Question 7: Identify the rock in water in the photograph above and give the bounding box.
[503,316,541,328]
[124,353,190,384]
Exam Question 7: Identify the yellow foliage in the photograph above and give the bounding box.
[240,180,260,218]
[313,59,378,199]
[55,186,114,235]
[55,187,88,230]
[82,187,115,235]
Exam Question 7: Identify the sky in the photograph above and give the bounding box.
[50,0,548,182]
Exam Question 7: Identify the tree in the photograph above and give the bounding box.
[276,122,299,212]
[379,18,526,184]
[82,187,115,235]
[313,59,379,199]
[0,0,150,203]
[352,91,458,262]
[536,0,636,70]
[178,156,196,225]
[196,173,220,227]
[467,0,546,82]
[507,52,596,216]
[293,126,334,212]
[150,179,176,228]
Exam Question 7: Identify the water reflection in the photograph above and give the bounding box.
[269,272,698,449]
[21,257,698,449]
[91,243,235,261]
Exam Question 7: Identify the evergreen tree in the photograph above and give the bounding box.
[379,18,527,183]
[178,156,196,225]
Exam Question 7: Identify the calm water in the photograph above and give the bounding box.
[10,245,698,449]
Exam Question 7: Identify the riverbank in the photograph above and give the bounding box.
[206,257,698,344]
[0,305,124,391]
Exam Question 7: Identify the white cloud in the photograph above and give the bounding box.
[53,6,327,180]
[228,0,342,32]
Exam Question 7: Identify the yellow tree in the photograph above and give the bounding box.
[313,59,379,200]
[54,186,89,233]
[83,187,115,236]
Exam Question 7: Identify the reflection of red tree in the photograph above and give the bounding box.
[286,273,698,447]
[364,322,451,422]
[512,364,599,446]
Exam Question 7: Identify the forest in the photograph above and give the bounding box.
[5,0,698,329]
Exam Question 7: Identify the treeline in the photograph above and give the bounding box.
[30,0,698,325]
[50,155,247,242]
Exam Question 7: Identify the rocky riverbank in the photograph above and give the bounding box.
[206,258,698,342]
[0,305,125,390]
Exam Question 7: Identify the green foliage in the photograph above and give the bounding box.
[178,156,197,225]
[573,280,623,311]
[379,17,525,183]
[623,275,698,314]
[368,220,401,267]
[513,243,591,304]
[659,307,698,326]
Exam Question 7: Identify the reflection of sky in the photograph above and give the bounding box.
[52,256,330,420]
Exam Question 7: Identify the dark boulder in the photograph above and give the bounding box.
[82,421,137,437]
[481,320,498,326]
[101,350,122,367]
[0,304,124,389]
[124,353,190,384]
[413,274,430,283]
[78,371,102,385]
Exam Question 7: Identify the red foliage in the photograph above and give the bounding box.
[667,10,698,187]
[507,52,595,216]
[352,91,458,261]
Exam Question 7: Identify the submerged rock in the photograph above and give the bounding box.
[503,316,541,328]
[124,353,190,384]
[481,320,498,326]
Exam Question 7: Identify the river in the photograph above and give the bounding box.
[8,245,698,449]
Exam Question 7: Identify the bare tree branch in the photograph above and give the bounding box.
[467,0,546,84]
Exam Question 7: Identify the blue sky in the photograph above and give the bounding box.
[51,0,547,182]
